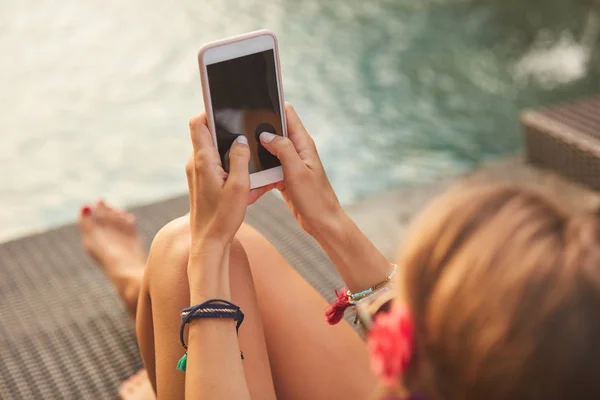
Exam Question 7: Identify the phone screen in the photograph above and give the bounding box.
[207,49,283,174]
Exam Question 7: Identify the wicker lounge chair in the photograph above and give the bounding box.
[521,96,600,190]
[0,193,348,399]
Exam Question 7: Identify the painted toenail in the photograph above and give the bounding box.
[81,206,92,216]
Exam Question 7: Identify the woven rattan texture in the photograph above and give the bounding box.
[0,193,345,399]
[523,96,600,190]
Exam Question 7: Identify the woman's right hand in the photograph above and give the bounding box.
[259,103,343,238]
[262,104,392,294]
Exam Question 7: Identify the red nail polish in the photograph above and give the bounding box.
[81,206,92,216]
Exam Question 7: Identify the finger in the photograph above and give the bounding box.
[259,131,304,174]
[225,135,251,194]
[189,113,208,151]
[189,114,223,186]
[284,102,317,154]
[216,166,228,182]
[185,154,194,184]
[274,181,285,191]
[189,113,220,163]
[185,153,195,200]
[247,183,278,205]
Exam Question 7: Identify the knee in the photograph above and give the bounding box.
[145,216,191,288]
[145,217,252,293]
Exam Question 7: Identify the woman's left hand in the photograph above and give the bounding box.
[186,113,252,251]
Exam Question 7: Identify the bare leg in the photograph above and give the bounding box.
[137,217,276,399]
[237,224,377,400]
[77,200,145,318]
[77,200,154,400]
[136,217,376,400]
[78,200,375,399]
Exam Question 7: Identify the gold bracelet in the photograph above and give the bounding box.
[347,263,398,302]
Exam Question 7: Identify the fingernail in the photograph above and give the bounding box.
[260,132,276,143]
[81,206,92,216]
[235,135,248,145]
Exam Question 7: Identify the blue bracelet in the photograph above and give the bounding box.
[177,299,245,372]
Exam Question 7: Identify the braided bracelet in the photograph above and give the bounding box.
[177,299,245,372]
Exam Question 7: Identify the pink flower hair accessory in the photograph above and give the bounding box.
[367,302,414,388]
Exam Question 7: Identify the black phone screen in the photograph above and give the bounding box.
[207,49,283,174]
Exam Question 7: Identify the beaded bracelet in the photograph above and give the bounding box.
[177,299,245,372]
[348,263,397,302]
[325,263,398,325]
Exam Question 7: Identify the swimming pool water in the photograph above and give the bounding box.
[0,0,598,240]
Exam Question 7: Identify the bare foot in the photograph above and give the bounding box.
[78,199,146,317]
[118,370,156,400]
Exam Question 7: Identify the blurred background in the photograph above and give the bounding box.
[0,0,598,241]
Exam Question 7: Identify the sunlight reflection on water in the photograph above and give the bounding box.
[0,0,598,240]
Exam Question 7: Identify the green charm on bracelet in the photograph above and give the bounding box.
[176,352,187,372]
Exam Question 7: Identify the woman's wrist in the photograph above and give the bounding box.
[309,203,351,242]
[188,269,231,302]
[188,241,232,301]
[189,236,227,258]
[309,205,392,293]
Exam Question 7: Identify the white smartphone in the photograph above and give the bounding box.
[198,30,287,189]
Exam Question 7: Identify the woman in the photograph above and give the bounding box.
[79,103,600,399]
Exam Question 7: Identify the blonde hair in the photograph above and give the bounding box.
[398,184,600,399]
